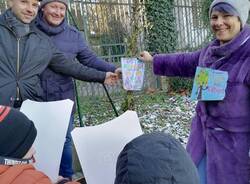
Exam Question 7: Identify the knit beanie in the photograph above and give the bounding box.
[0,106,37,159]
[212,3,239,18]
[115,132,199,184]
[209,0,250,27]
[40,0,68,8]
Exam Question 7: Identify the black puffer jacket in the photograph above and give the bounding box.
[0,9,106,107]
[115,132,200,184]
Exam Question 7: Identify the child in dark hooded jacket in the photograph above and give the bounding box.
[115,132,199,184]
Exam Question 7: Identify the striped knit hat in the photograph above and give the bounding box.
[0,106,37,159]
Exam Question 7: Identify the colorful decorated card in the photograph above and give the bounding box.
[121,58,145,91]
[190,67,228,101]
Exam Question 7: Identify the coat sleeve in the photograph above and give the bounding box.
[76,32,117,72]
[153,50,201,78]
[48,42,106,83]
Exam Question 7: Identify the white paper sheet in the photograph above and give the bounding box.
[20,99,73,182]
[72,110,143,184]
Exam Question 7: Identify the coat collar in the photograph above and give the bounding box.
[209,25,250,58]
[202,25,250,67]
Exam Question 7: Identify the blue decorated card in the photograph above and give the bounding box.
[190,67,228,101]
[121,58,145,91]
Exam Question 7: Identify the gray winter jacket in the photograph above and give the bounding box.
[0,9,106,107]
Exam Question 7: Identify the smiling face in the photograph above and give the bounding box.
[210,11,241,45]
[42,1,67,27]
[8,0,39,24]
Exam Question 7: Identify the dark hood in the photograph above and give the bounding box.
[115,132,199,184]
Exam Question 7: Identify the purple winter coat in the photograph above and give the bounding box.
[153,25,250,184]
[36,11,116,104]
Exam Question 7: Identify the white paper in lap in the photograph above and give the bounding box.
[20,99,73,182]
[72,111,143,184]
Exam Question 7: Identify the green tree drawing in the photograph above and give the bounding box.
[195,69,209,100]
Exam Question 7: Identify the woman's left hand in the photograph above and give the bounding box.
[139,51,153,62]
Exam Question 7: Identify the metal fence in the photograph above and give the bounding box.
[0,0,210,97]
[173,0,211,52]
[67,0,211,97]
[67,0,141,97]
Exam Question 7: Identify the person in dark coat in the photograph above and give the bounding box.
[115,132,199,184]
[35,0,121,179]
[0,0,118,108]
[139,0,250,183]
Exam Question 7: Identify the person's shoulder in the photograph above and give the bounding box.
[67,24,80,32]
[64,24,85,42]
[64,24,81,35]
[20,164,52,183]
[0,165,52,184]
[200,39,216,53]
[31,24,50,39]
[31,23,55,46]
[241,26,250,52]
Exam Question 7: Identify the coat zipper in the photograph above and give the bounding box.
[1,23,34,104]
[4,27,21,102]
[16,38,20,101]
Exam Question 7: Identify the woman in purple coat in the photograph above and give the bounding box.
[140,0,250,184]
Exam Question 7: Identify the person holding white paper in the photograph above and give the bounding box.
[0,105,79,184]
[139,0,250,184]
